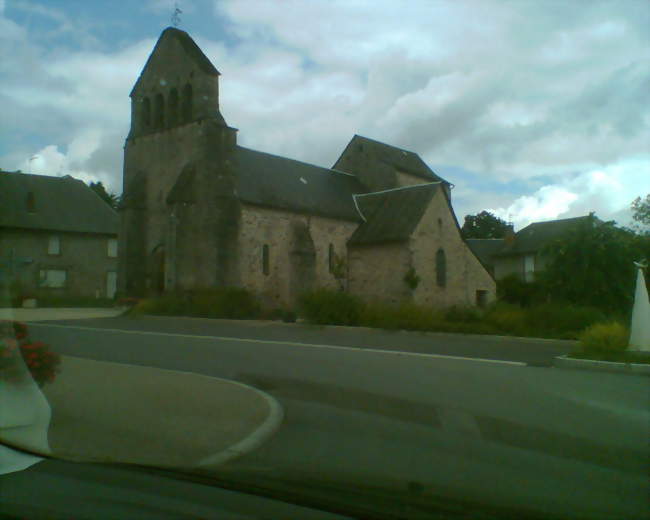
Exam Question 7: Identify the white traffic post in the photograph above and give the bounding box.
[628,261,650,352]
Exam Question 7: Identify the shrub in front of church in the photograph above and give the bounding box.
[298,289,362,326]
[359,302,438,331]
[187,287,260,319]
[130,287,260,319]
[131,294,188,316]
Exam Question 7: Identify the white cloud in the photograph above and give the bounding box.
[487,158,650,229]
[1,0,648,223]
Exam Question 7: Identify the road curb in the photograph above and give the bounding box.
[196,381,284,467]
[554,355,650,376]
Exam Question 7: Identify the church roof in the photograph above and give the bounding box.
[234,146,367,222]
[0,171,118,235]
[130,27,220,97]
[335,135,449,184]
[349,183,440,245]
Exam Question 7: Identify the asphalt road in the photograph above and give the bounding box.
[22,317,650,519]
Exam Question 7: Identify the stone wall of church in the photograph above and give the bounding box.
[237,204,358,308]
[409,189,496,307]
[347,242,412,304]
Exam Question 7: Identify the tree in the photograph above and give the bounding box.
[539,214,650,313]
[89,181,120,210]
[631,194,650,228]
[461,210,510,239]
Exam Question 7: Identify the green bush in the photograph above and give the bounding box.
[497,274,546,307]
[298,289,362,326]
[525,303,605,338]
[282,309,297,323]
[358,302,436,331]
[579,322,629,352]
[484,303,528,335]
[131,287,260,319]
[443,305,482,323]
[187,287,260,319]
[131,294,187,316]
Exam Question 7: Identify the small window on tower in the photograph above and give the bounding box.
[262,244,270,276]
[154,93,165,128]
[141,97,152,131]
[182,83,193,123]
[168,88,179,127]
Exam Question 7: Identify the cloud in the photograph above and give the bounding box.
[487,158,650,229]
[1,0,648,228]
[14,127,123,192]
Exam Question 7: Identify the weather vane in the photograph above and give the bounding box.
[171,2,182,27]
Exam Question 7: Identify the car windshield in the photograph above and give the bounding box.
[1,2,650,519]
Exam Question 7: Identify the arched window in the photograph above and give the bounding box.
[328,243,334,273]
[262,244,270,276]
[142,97,151,130]
[181,83,193,123]
[436,248,446,287]
[168,88,179,127]
[154,93,165,129]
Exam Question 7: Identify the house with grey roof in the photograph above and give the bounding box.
[467,215,596,282]
[119,27,495,308]
[0,171,119,303]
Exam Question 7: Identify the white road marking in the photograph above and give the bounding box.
[27,323,527,366]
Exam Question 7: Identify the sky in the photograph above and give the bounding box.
[1,0,648,230]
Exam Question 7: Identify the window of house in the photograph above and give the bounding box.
[262,244,270,276]
[48,235,60,255]
[524,254,535,282]
[26,191,36,213]
[476,290,488,308]
[107,238,118,258]
[436,248,446,287]
[39,269,66,288]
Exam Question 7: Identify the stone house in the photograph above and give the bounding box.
[0,171,119,302]
[467,215,595,282]
[119,27,495,309]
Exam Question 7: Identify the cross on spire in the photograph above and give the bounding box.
[171,2,182,27]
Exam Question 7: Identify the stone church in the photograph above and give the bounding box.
[119,27,495,309]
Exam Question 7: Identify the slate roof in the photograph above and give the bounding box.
[0,171,118,235]
[349,183,440,245]
[498,215,594,256]
[234,146,367,222]
[336,135,449,184]
[130,27,220,97]
[465,239,505,266]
